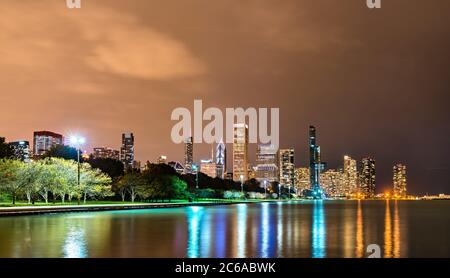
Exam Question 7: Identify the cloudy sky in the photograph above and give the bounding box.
[0,0,449,194]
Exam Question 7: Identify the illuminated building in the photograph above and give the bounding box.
[233,123,248,181]
[120,133,135,170]
[156,155,167,164]
[309,126,322,196]
[360,157,376,198]
[33,131,64,157]
[343,155,358,197]
[9,141,30,162]
[320,169,344,197]
[295,167,310,196]
[200,159,217,178]
[92,147,120,160]
[256,144,279,183]
[216,139,226,179]
[393,164,407,197]
[184,136,193,174]
[279,148,295,188]
[168,161,185,174]
[248,165,257,180]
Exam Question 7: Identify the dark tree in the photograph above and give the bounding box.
[42,145,79,161]
[245,178,264,193]
[88,158,124,180]
[0,137,13,159]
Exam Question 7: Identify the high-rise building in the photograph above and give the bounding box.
[320,169,344,198]
[360,157,376,198]
[216,139,226,179]
[92,147,120,160]
[233,123,249,182]
[309,126,322,195]
[393,164,407,197]
[343,155,358,197]
[295,167,310,196]
[279,148,295,189]
[33,131,64,157]
[120,133,135,170]
[9,141,31,162]
[255,144,279,183]
[184,136,193,174]
[200,159,217,178]
[156,155,167,164]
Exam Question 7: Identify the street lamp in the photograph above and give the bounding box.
[192,164,199,189]
[240,174,244,199]
[70,136,85,205]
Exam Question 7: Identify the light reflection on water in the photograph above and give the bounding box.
[0,200,448,258]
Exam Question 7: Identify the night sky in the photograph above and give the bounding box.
[0,0,449,194]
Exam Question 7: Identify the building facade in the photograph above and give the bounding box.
[393,164,407,197]
[360,157,376,198]
[215,139,226,179]
[9,141,31,162]
[279,148,295,188]
[309,126,322,194]
[255,144,279,183]
[184,136,193,174]
[320,169,344,197]
[200,159,217,178]
[120,133,135,170]
[233,123,249,181]
[92,147,120,160]
[343,155,358,197]
[156,155,167,164]
[33,131,64,157]
[295,167,310,196]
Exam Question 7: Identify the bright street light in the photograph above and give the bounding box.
[70,135,86,205]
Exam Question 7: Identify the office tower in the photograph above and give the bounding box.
[120,133,135,170]
[215,139,226,179]
[343,155,358,196]
[156,155,167,164]
[295,167,310,196]
[320,169,344,198]
[279,148,295,188]
[184,136,193,174]
[33,131,64,157]
[92,147,120,160]
[256,144,279,183]
[309,126,322,194]
[9,141,30,162]
[233,123,249,182]
[393,164,407,197]
[200,159,217,178]
[360,157,376,198]
[248,165,257,180]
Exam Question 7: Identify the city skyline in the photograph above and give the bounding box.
[0,0,448,195]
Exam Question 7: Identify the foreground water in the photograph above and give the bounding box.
[0,200,448,258]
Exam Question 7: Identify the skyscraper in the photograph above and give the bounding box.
[343,155,358,197]
[393,164,407,197]
[295,167,310,196]
[216,139,226,179]
[279,148,295,189]
[120,133,135,170]
[320,169,344,198]
[200,159,217,178]
[233,123,249,182]
[9,141,30,162]
[360,157,376,198]
[33,131,64,157]
[309,126,322,195]
[256,144,279,183]
[184,136,193,174]
[92,147,120,160]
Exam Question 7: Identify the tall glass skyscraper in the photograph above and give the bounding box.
[255,143,279,183]
[120,133,135,170]
[393,164,407,197]
[233,123,248,182]
[279,148,295,188]
[309,126,322,195]
[360,157,376,198]
[215,139,226,179]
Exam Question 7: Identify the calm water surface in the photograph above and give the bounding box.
[0,200,449,258]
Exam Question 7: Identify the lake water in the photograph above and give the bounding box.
[0,200,448,258]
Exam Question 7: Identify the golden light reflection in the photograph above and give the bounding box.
[384,200,392,258]
[356,200,364,258]
[393,200,400,258]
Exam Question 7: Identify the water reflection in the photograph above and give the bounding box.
[312,200,326,258]
[0,201,445,258]
[187,206,204,258]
